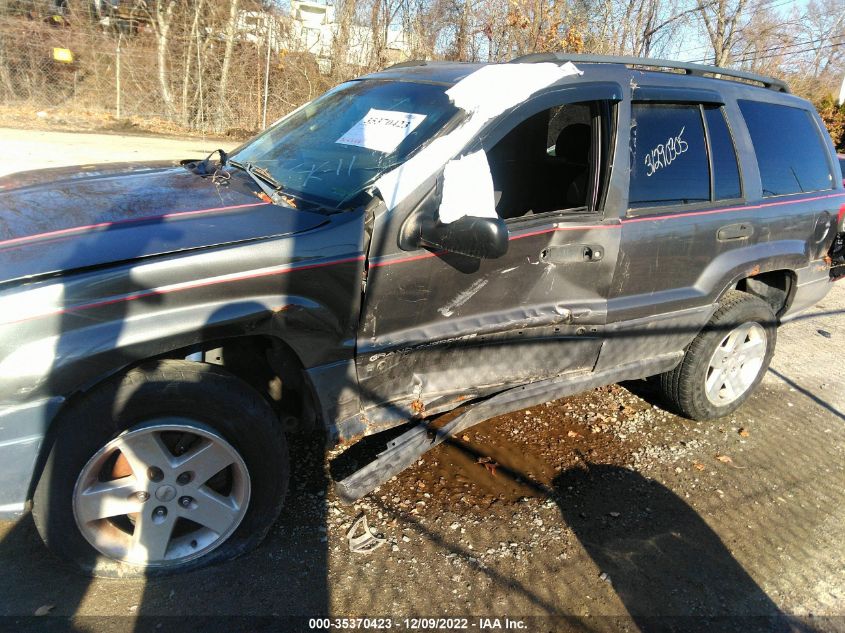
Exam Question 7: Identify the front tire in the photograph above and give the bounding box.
[33,360,289,577]
[657,290,777,421]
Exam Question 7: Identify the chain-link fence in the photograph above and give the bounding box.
[0,5,340,135]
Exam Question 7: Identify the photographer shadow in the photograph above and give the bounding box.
[552,464,816,633]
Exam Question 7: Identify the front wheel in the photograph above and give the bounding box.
[657,290,777,421]
[33,360,289,577]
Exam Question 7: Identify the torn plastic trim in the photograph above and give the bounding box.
[334,351,680,503]
[346,514,386,553]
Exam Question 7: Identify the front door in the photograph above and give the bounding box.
[355,88,624,431]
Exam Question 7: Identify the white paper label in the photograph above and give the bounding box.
[336,108,427,153]
[438,150,498,224]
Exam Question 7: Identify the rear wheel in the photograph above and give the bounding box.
[33,360,288,577]
[657,290,777,420]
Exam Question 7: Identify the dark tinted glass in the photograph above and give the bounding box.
[629,104,710,208]
[704,106,741,200]
[738,100,832,196]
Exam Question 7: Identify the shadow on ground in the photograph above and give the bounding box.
[554,463,818,633]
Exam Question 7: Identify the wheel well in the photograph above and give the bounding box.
[156,335,318,433]
[734,269,794,316]
[27,335,316,508]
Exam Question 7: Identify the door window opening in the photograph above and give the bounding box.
[485,101,608,220]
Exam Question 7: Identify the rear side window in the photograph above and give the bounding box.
[704,106,741,200]
[629,104,710,208]
[738,100,832,196]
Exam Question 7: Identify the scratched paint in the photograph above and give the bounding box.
[437,279,490,317]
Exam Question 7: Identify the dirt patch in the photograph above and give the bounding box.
[374,384,651,513]
[0,104,241,141]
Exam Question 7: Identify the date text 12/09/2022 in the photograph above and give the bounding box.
[308,617,528,630]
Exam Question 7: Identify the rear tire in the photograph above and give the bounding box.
[32,360,289,577]
[657,290,776,421]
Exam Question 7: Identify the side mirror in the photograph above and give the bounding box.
[417,213,509,259]
[398,162,509,260]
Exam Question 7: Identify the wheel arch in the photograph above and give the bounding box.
[733,269,796,318]
[24,330,320,506]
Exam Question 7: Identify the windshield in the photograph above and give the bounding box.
[229,80,460,209]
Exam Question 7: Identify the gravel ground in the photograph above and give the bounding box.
[0,130,844,632]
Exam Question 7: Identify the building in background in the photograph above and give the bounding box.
[235,0,411,73]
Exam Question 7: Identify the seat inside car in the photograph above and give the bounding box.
[554,123,591,207]
[487,103,595,219]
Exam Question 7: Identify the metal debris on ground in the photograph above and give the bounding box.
[476,455,499,476]
[346,514,387,554]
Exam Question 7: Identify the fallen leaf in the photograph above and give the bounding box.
[461,435,470,441]
[738,428,750,437]
[567,430,581,438]
[34,605,55,616]
[715,454,747,469]
[693,462,705,471]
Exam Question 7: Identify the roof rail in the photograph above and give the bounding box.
[509,53,790,93]
[385,59,430,69]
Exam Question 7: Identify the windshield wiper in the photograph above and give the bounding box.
[228,159,292,207]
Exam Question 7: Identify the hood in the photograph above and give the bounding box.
[0,162,328,285]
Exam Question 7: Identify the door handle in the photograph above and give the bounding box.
[717,222,754,241]
[540,244,604,264]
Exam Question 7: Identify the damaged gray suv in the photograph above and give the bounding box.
[1,54,843,576]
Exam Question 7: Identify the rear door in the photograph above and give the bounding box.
[603,90,840,369]
[599,93,748,368]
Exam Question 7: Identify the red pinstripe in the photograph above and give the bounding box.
[0,200,271,250]
[4,255,365,326]
[5,191,844,323]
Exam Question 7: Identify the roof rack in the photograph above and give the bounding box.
[509,53,790,93]
[385,59,430,69]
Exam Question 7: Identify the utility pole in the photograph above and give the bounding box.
[263,18,272,129]
[115,34,122,119]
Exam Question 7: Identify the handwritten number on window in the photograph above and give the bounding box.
[644,126,688,177]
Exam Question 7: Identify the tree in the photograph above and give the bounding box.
[696,0,748,66]
[141,0,178,116]
[217,0,241,131]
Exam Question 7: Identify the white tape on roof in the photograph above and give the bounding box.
[445,62,582,124]
[374,62,583,211]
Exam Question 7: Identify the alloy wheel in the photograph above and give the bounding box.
[704,322,767,406]
[72,419,250,567]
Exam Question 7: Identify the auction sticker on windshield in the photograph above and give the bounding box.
[336,108,427,153]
